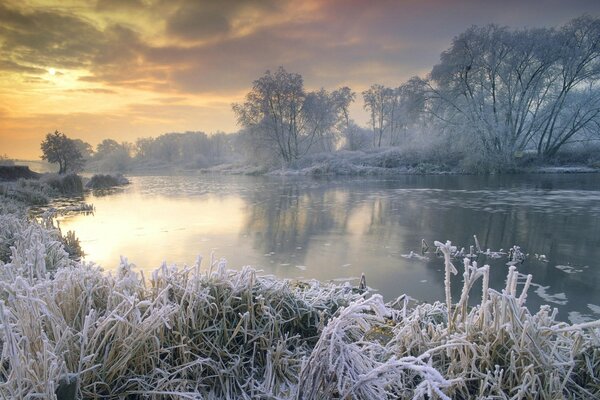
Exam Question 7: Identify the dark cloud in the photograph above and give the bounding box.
[165,0,280,40]
[0,3,105,69]
[2,0,599,94]
[0,59,46,74]
[0,2,146,86]
[166,2,230,40]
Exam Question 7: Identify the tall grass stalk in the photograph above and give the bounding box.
[0,224,598,398]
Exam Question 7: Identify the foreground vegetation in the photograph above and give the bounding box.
[0,180,598,399]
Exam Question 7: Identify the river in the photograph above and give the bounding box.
[56,173,600,323]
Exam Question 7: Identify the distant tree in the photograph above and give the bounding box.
[233,67,345,163]
[341,122,372,151]
[95,139,123,158]
[93,139,132,172]
[40,130,84,174]
[392,77,428,143]
[134,137,154,160]
[305,87,355,152]
[72,139,94,161]
[362,84,388,148]
[331,87,355,132]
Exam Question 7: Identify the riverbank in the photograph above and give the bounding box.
[0,165,41,181]
[198,148,599,177]
[1,178,599,399]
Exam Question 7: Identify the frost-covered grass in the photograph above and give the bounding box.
[270,147,459,176]
[0,225,598,398]
[0,181,599,399]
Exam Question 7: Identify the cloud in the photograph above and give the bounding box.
[0,59,46,74]
[67,88,118,94]
[95,0,146,11]
[166,2,230,40]
[0,3,105,69]
[3,0,599,95]
[165,0,281,41]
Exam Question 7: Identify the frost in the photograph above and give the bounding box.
[588,303,600,315]
[400,251,429,261]
[0,212,599,399]
[555,264,584,274]
[531,283,568,305]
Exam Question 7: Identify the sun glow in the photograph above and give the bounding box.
[48,68,56,75]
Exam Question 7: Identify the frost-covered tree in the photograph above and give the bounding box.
[93,139,132,172]
[40,131,84,174]
[362,84,389,148]
[395,77,428,140]
[233,67,346,163]
[72,139,93,161]
[332,87,355,131]
[307,87,356,152]
[428,16,600,163]
[363,83,424,147]
[341,122,372,151]
[233,67,309,163]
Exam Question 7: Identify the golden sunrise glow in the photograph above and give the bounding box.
[1,0,598,159]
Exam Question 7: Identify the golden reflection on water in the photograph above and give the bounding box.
[58,192,246,271]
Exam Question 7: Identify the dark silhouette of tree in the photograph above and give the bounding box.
[40,131,84,174]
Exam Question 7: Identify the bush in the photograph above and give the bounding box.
[42,173,84,195]
[85,174,129,189]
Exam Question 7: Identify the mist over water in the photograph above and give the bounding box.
[57,173,600,323]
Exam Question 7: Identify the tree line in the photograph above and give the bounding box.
[40,130,239,173]
[41,16,600,173]
[232,15,600,169]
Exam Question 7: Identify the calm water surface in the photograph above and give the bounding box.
[57,173,600,323]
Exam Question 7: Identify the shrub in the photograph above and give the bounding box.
[85,174,129,190]
[42,173,84,195]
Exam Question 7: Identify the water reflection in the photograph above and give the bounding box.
[56,173,600,322]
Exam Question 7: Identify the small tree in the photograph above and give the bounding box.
[40,130,84,174]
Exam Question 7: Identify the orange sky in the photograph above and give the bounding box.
[1,0,599,159]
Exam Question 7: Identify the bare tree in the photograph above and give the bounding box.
[427,16,600,163]
[362,84,388,148]
[233,67,307,163]
[233,67,347,163]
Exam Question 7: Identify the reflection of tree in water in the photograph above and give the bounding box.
[242,182,364,259]
[240,176,600,319]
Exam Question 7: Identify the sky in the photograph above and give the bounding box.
[1,0,600,159]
